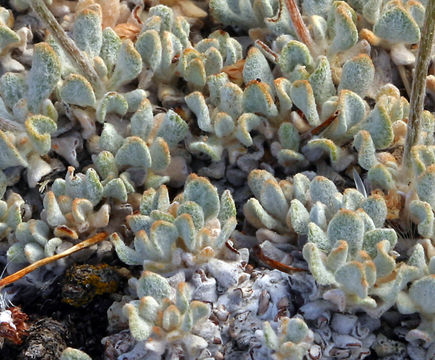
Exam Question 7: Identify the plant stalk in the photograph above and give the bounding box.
[402,0,435,174]
[283,0,316,55]
[0,232,108,290]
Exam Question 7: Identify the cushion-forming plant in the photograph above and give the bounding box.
[243,169,431,318]
[0,0,434,358]
[121,271,212,358]
[111,173,242,275]
[263,316,314,360]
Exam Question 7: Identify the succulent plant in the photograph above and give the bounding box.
[5,219,67,266]
[46,4,189,189]
[0,0,434,357]
[0,6,33,72]
[208,0,426,183]
[40,166,112,235]
[176,29,243,90]
[122,271,212,358]
[134,5,190,82]
[184,44,304,167]
[53,4,142,98]
[271,53,408,174]
[360,0,422,65]
[96,107,189,188]
[263,316,314,360]
[396,239,435,345]
[60,347,92,360]
[3,166,118,265]
[111,173,241,275]
[302,216,421,317]
[186,74,273,163]
[0,40,62,187]
[1,191,64,267]
[243,169,428,316]
[211,0,423,66]
[0,7,21,58]
[0,192,27,243]
[353,111,435,241]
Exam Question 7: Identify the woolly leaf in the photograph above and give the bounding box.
[109,40,142,89]
[156,110,189,148]
[60,74,96,107]
[136,30,162,72]
[338,54,375,98]
[184,174,219,221]
[72,7,102,57]
[115,136,151,168]
[374,4,420,44]
[327,209,364,256]
[100,27,122,73]
[243,80,278,118]
[25,115,57,155]
[96,92,128,123]
[27,43,60,113]
[136,270,173,300]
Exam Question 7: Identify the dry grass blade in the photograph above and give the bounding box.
[0,232,108,290]
[253,245,307,273]
[300,111,339,140]
[353,168,367,198]
[254,40,279,62]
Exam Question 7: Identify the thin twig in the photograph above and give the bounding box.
[402,0,435,173]
[283,0,316,55]
[300,110,339,140]
[30,0,105,97]
[255,40,279,63]
[0,232,108,289]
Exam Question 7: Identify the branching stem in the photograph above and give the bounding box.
[402,0,435,173]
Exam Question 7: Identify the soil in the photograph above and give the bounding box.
[1,269,116,359]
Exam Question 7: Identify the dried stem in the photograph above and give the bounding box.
[253,245,307,273]
[402,0,435,173]
[255,40,279,63]
[0,232,108,290]
[30,0,105,96]
[283,0,316,55]
[301,110,339,140]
